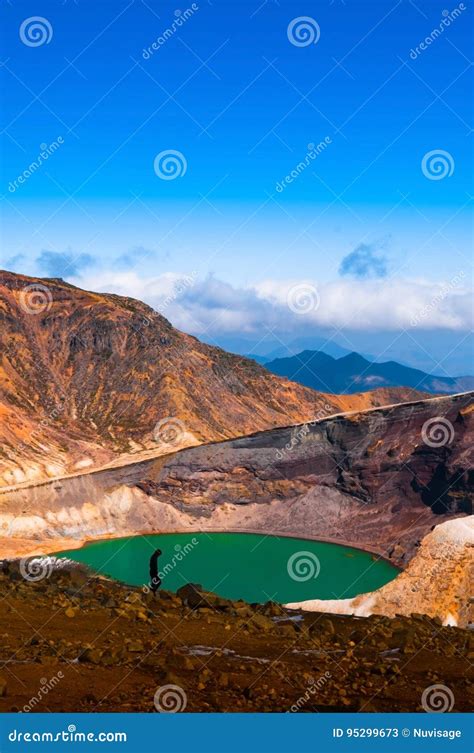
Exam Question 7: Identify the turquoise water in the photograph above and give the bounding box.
[55,533,398,604]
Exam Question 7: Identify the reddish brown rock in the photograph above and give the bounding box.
[0,270,426,488]
[138,392,473,565]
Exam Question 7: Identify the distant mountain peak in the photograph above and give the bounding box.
[340,351,371,365]
[264,348,474,396]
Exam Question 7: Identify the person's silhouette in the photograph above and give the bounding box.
[149,548,162,596]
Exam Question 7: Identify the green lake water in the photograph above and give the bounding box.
[55,533,398,604]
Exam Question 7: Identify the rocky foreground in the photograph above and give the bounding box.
[0,565,472,713]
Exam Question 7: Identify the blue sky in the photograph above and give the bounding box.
[0,0,472,371]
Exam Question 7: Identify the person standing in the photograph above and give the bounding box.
[149,548,162,596]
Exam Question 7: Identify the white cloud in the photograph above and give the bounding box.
[72,270,473,336]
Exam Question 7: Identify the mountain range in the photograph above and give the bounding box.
[208,330,474,376]
[0,271,425,488]
[263,350,474,395]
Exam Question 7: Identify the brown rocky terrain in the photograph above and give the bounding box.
[0,565,472,713]
[0,270,425,489]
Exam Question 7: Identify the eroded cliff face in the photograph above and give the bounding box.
[0,393,471,571]
[134,392,473,564]
[0,271,426,488]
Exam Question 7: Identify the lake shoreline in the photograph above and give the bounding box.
[52,530,399,604]
[39,527,402,571]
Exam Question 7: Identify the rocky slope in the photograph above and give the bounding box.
[0,271,425,488]
[131,392,473,565]
[1,393,471,570]
[0,565,472,713]
[286,517,474,628]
